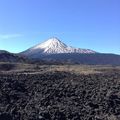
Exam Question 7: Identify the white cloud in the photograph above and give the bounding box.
[0,34,23,39]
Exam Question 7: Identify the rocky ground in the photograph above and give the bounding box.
[0,69,120,120]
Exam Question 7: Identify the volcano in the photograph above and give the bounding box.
[21,37,96,57]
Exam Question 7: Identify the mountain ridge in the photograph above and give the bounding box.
[0,50,28,63]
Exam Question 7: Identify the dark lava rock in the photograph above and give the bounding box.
[0,71,120,120]
[0,113,13,120]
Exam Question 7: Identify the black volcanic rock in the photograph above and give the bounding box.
[0,71,120,120]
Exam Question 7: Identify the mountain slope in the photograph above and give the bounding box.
[36,53,120,65]
[21,37,96,57]
[19,37,120,65]
[0,50,27,63]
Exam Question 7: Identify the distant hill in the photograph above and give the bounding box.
[0,50,27,63]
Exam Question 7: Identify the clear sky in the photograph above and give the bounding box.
[0,0,120,54]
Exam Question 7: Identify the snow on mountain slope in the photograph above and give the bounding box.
[21,37,96,56]
[32,37,68,53]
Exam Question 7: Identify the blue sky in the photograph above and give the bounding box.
[0,0,120,54]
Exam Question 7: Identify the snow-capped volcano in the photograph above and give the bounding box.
[32,37,68,53]
[21,37,96,56]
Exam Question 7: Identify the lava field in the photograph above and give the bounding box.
[0,71,120,120]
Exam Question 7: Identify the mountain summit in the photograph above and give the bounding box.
[32,37,68,53]
[21,37,96,57]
